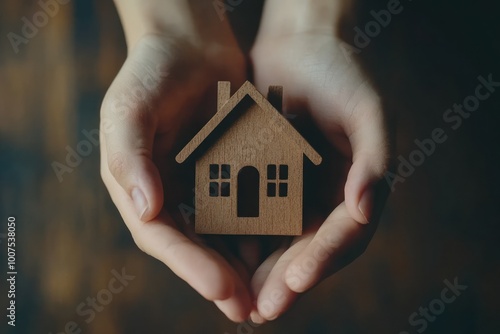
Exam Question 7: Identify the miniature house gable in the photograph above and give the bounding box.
[176,81,322,235]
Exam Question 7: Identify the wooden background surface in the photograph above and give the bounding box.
[1,0,499,333]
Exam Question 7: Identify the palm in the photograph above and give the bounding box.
[101,34,258,321]
[102,27,386,322]
[243,32,383,319]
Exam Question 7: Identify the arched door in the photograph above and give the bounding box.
[237,166,259,217]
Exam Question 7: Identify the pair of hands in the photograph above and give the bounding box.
[100,0,390,323]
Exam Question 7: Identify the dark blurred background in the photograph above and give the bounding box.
[1,0,499,333]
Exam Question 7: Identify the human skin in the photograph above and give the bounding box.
[101,0,390,323]
[248,0,390,322]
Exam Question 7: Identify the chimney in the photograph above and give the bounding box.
[267,86,283,113]
[217,81,231,110]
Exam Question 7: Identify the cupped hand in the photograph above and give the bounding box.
[100,29,255,321]
[247,1,391,322]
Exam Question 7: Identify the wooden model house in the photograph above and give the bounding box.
[176,81,322,235]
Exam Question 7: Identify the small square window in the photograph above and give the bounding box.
[279,183,288,197]
[221,164,231,179]
[267,183,276,197]
[267,165,276,180]
[209,182,219,197]
[209,164,219,179]
[279,165,288,180]
[220,182,230,197]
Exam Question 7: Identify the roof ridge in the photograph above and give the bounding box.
[175,82,322,165]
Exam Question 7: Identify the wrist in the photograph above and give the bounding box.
[114,0,235,51]
[259,0,343,36]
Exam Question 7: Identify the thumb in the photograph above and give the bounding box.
[344,100,391,225]
[100,56,164,222]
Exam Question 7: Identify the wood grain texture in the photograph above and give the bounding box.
[3,1,500,333]
[175,81,322,165]
[178,81,322,235]
[217,81,231,110]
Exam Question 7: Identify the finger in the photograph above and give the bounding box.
[214,277,253,323]
[251,248,284,299]
[284,202,376,293]
[205,237,254,322]
[101,145,252,320]
[251,236,314,321]
[344,86,390,224]
[100,45,167,221]
[248,248,283,324]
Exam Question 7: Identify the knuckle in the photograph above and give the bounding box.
[100,164,109,185]
[101,89,151,123]
[135,240,147,254]
[99,156,114,188]
[130,232,148,254]
[107,151,129,181]
[101,91,124,117]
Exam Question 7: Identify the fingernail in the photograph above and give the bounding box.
[249,310,266,325]
[131,187,149,220]
[358,188,373,224]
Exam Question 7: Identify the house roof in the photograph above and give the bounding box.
[175,81,322,165]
